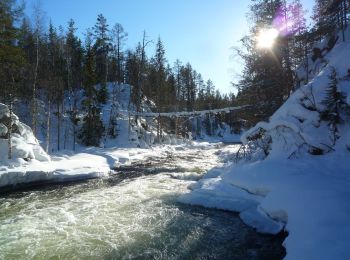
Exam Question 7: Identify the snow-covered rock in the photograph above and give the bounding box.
[0,103,50,164]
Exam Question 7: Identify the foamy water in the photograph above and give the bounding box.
[0,146,285,259]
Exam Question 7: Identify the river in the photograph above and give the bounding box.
[0,144,285,259]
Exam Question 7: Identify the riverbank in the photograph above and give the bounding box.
[0,141,221,189]
[179,146,350,260]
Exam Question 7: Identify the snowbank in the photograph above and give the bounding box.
[0,141,190,188]
[179,150,350,259]
[0,153,110,188]
[180,30,350,259]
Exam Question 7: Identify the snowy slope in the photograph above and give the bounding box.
[12,83,165,153]
[13,83,241,153]
[240,30,350,160]
[180,30,350,260]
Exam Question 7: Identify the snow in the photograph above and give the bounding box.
[0,143,178,188]
[347,94,350,106]
[0,153,110,187]
[180,30,350,259]
[179,148,350,259]
[0,131,220,188]
[241,31,350,159]
[0,104,112,188]
[1,26,348,260]
[0,78,241,189]
[240,206,284,235]
[0,105,50,164]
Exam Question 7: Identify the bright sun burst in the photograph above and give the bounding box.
[256,28,279,49]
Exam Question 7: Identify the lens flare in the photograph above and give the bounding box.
[256,28,279,49]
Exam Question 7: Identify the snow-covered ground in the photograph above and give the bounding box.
[179,147,350,259]
[0,143,177,188]
[179,30,350,259]
[0,134,220,188]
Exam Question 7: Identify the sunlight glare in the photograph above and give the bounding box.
[256,28,279,49]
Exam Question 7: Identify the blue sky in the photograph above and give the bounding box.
[24,0,315,94]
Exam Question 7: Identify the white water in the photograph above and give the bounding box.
[0,145,285,259]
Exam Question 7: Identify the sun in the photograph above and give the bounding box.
[256,28,279,49]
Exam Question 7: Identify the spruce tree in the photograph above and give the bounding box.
[93,14,110,103]
[152,37,167,111]
[79,31,104,146]
[0,0,24,101]
[0,0,24,159]
[321,67,349,143]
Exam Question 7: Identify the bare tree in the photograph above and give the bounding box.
[136,31,152,123]
[112,23,128,86]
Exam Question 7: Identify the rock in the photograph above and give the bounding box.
[0,103,50,163]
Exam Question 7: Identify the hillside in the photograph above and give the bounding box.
[179,30,350,260]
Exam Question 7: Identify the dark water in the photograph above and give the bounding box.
[0,146,286,259]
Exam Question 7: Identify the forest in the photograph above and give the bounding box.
[0,0,349,150]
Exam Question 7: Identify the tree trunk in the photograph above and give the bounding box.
[175,117,178,138]
[46,99,51,153]
[73,114,76,151]
[32,33,40,136]
[57,102,61,151]
[64,120,68,150]
[157,114,161,143]
[8,99,13,160]
[105,51,109,86]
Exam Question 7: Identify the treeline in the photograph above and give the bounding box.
[234,0,349,126]
[2,0,349,148]
[0,1,235,144]
[1,0,239,147]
